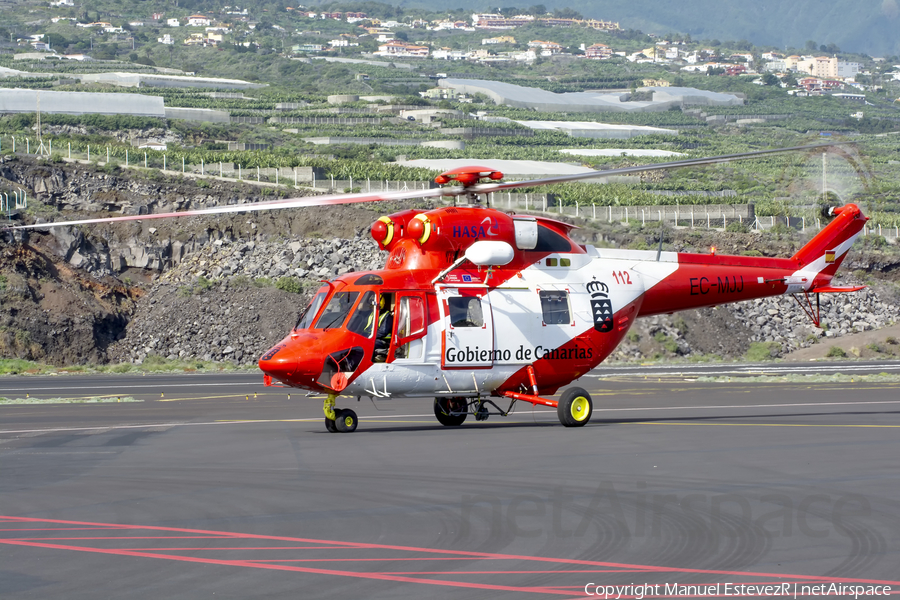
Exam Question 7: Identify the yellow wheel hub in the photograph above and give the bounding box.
[344,415,354,427]
[570,397,589,421]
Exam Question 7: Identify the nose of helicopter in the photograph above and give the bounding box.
[258,335,324,387]
[258,344,298,381]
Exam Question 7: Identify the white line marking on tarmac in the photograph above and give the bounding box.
[0,383,263,393]
[3,399,900,435]
[594,363,900,377]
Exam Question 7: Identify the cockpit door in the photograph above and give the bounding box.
[438,287,494,368]
[390,292,429,363]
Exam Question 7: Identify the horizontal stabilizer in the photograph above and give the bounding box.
[809,285,866,293]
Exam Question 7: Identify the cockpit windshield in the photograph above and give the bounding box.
[295,291,327,330]
[346,291,376,337]
[314,291,360,330]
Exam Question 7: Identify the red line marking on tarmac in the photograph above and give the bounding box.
[3,516,900,590]
[243,557,485,563]
[0,539,581,596]
[0,528,127,531]
[379,570,656,575]
[8,535,232,542]
[115,546,354,551]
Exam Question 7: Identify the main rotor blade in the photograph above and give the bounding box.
[8,185,456,230]
[8,141,848,231]
[466,142,850,194]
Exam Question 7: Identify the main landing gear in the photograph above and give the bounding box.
[433,387,594,428]
[324,394,358,433]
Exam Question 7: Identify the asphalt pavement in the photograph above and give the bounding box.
[1,366,899,599]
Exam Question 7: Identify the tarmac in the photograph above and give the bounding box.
[1,367,899,599]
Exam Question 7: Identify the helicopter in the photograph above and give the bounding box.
[11,143,869,433]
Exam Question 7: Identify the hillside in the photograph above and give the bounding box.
[404,0,900,56]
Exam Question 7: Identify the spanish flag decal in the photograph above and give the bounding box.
[825,250,836,264]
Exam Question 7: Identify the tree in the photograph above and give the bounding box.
[781,73,798,87]
[805,40,818,51]
[552,7,582,19]
[762,73,779,86]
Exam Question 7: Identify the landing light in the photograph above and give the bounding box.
[710,246,717,255]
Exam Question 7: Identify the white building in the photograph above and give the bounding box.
[167,18,180,27]
[187,15,212,27]
[375,41,429,57]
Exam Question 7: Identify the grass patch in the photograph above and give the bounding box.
[697,373,900,384]
[0,357,253,377]
[96,355,246,374]
[0,359,54,375]
[0,396,141,405]
[744,341,781,361]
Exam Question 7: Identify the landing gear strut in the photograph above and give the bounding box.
[324,394,359,433]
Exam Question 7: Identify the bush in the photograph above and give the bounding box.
[744,341,780,361]
[826,346,847,358]
[275,276,303,294]
[726,221,749,233]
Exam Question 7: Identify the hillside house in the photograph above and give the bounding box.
[527,40,563,55]
[584,43,612,59]
[482,35,516,45]
[187,15,211,26]
[375,41,429,57]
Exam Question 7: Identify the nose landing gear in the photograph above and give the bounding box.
[324,394,359,433]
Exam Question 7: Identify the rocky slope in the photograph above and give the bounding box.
[1,155,898,366]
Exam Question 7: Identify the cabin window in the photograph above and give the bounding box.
[314,291,360,330]
[448,296,484,328]
[540,290,571,325]
[346,291,377,337]
[295,291,326,330]
[397,296,426,338]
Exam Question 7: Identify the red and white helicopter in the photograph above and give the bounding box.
[13,144,868,433]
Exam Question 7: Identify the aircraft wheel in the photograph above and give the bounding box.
[335,408,359,433]
[325,417,338,433]
[434,397,468,426]
[557,387,592,427]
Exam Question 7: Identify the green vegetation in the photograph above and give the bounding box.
[826,346,848,358]
[653,331,679,354]
[744,341,781,361]
[0,396,141,405]
[275,276,304,294]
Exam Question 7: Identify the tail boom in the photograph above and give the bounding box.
[637,204,868,317]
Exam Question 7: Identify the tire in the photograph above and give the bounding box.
[434,397,468,426]
[335,408,359,433]
[325,417,337,433]
[557,387,592,427]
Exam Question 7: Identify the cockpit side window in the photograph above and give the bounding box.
[314,291,360,330]
[295,291,327,330]
[346,291,377,337]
